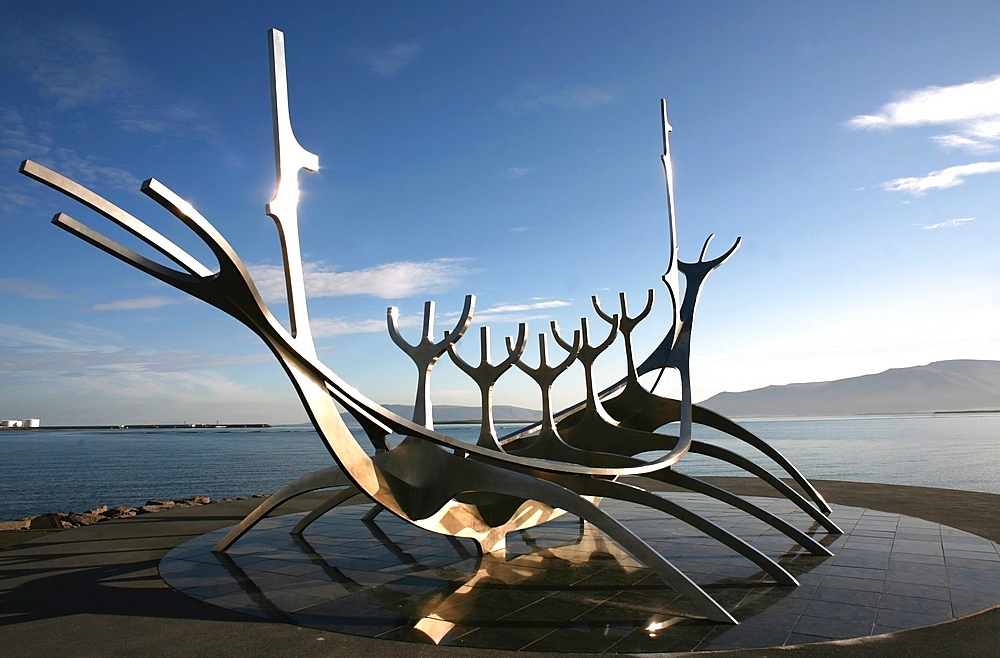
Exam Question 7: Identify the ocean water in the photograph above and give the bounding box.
[1,414,997,520]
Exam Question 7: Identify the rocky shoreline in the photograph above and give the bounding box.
[0,493,272,531]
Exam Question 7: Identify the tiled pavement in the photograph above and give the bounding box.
[6,479,1000,657]
[159,493,1000,652]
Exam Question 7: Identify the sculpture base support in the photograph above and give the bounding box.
[165,491,1000,651]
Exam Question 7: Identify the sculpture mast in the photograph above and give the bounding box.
[660,99,681,349]
[266,28,320,358]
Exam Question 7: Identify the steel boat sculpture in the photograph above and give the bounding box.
[20,29,841,624]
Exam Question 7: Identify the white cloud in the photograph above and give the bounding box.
[0,323,87,352]
[504,167,534,178]
[921,217,974,230]
[311,317,388,338]
[0,318,272,377]
[0,187,38,214]
[8,23,137,110]
[471,300,574,325]
[882,161,1000,195]
[847,74,1000,152]
[90,296,181,311]
[0,108,52,160]
[4,23,215,139]
[481,300,571,314]
[364,42,421,77]
[42,148,141,193]
[115,100,217,138]
[249,258,469,301]
[0,107,141,194]
[0,277,60,299]
[504,83,617,113]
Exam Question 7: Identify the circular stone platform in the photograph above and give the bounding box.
[159,492,1000,653]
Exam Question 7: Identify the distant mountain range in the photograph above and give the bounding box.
[699,359,1000,417]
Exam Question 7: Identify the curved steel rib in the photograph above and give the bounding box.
[550,475,799,586]
[642,471,833,555]
[291,484,364,535]
[214,466,352,552]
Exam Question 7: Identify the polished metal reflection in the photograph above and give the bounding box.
[20,28,843,625]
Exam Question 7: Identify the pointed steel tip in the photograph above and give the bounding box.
[660,99,673,154]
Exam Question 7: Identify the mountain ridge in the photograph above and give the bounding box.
[698,359,1000,417]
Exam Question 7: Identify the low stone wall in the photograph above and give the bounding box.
[0,493,271,530]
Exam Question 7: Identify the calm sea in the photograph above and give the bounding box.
[1,414,997,520]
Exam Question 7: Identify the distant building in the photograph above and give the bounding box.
[1,418,40,429]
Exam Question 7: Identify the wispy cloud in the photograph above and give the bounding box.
[362,41,422,77]
[250,258,470,301]
[882,161,1000,195]
[0,320,269,374]
[472,299,573,325]
[90,296,181,311]
[0,277,60,299]
[8,22,136,111]
[311,315,422,338]
[51,147,141,192]
[921,217,974,230]
[311,317,386,338]
[482,300,571,314]
[115,100,217,139]
[0,323,86,352]
[0,186,39,214]
[0,108,52,160]
[0,90,140,195]
[503,167,534,178]
[4,22,216,139]
[847,74,1000,152]
[503,83,617,114]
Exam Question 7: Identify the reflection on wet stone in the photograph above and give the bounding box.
[160,493,1000,652]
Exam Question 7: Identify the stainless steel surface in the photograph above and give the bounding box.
[20,28,842,624]
[388,295,475,430]
[447,324,528,450]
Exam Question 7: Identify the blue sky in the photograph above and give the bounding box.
[2,2,999,424]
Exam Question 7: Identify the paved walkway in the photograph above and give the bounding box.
[2,479,999,657]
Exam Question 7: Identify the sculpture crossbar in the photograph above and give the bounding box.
[20,29,841,625]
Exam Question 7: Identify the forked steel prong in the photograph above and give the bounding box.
[593,290,654,382]
[387,294,475,429]
[448,323,528,449]
[20,160,212,278]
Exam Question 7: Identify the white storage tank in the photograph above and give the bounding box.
[23,418,40,428]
